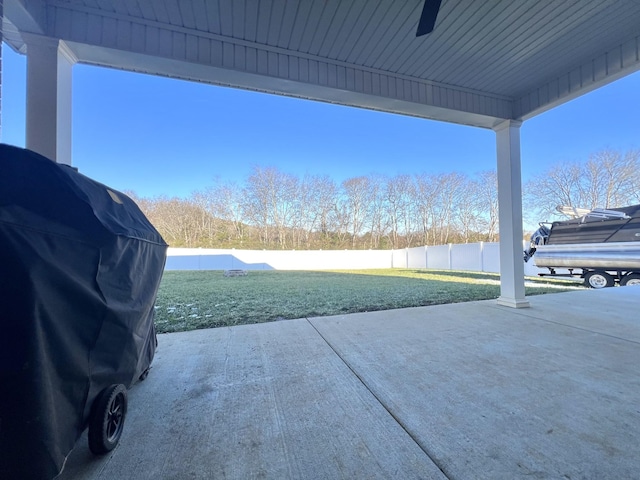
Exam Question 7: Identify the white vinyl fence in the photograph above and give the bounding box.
[166,242,546,277]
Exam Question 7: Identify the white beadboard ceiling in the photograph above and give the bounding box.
[4,0,640,128]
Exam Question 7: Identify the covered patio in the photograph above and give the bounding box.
[4,0,640,305]
[59,286,639,479]
[2,3,640,477]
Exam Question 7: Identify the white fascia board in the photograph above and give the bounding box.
[65,40,510,129]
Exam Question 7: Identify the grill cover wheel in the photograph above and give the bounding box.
[88,384,128,454]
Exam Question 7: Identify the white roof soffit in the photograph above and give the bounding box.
[4,0,640,129]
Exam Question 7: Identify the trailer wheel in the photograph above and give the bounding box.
[88,384,128,454]
[584,271,614,289]
[621,274,640,286]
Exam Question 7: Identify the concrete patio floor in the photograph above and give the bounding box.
[59,287,639,480]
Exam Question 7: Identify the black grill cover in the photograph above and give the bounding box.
[0,144,167,479]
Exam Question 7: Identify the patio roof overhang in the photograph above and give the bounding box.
[3,0,640,307]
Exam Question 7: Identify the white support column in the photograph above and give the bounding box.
[494,120,530,308]
[24,35,76,165]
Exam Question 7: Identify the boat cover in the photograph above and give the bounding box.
[546,204,640,245]
[0,144,167,479]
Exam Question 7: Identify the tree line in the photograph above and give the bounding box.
[130,149,640,249]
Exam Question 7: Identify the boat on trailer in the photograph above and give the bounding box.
[524,204,640,288]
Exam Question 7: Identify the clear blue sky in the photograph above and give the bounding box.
[2,43,639,199]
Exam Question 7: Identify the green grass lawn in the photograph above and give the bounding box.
[154,269,582,333]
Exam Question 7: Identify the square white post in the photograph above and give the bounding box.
[494,120,530,308]
[24,35,76,165]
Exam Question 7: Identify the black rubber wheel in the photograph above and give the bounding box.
[88,384,128,454]
[620,273,640,286]
[583,271,614,289]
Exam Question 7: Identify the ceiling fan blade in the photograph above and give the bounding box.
[416,0,442,37]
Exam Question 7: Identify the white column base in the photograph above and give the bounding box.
[497,296,531,308]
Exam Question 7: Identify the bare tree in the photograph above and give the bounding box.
[242,166,299,249]
[455,177,482,243]
[525,149,640,221]
[384,175,416,248]
[367,175,387,249]
[139,195,212,247]
[340,176,376,249]
[432,172,466,244]
[203,181,249,245]
[414,173,442,245]
[583,149,638,208]
[294,175,339,248]
[475,170,499,241]
[272,173,298,249]
[189,190,222,247]
[242,169,271,246]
